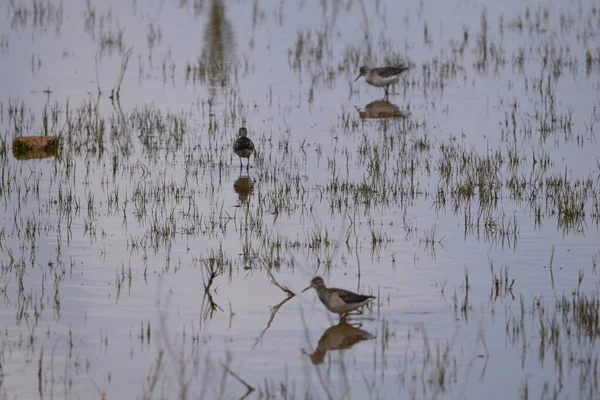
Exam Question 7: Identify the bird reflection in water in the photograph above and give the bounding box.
[305,319,375,365]
[358,99,408,120]
[233,174,255,204]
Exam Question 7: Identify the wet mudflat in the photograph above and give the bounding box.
[0,0,599,399]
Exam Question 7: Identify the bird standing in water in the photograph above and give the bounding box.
[354,65,410,97]
[232,127,255,169]
[302,276,375,318]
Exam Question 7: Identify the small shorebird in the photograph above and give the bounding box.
[354,65,410,96]
[302,276,375,318]
[232,127,255,169]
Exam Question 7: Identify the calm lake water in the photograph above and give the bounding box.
[1,0,599,399]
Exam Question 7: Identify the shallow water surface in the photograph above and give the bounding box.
[1,0,600,399]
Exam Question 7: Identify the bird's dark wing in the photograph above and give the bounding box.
[247,138,255,151]
[378,65,409,77]
[331,288,375,304]
[233,137,255,152]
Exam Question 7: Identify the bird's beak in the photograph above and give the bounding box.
[301,284,312,293]
[354,74,361,82]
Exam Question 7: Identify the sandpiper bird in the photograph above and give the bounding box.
[302,276,375,318]
[354,65,410,96]
[232,127,255,169]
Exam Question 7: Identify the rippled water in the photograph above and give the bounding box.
[1,0,599,399]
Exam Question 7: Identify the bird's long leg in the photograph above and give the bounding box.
[346,311,363,316]
[345,308,364,317]
[239,157,243,169]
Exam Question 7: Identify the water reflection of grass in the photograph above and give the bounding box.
[0,90,598,284]
[137,305,497,399]
[0,0,600,398]
[1,90,598,397]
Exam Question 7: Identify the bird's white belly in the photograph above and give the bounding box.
[366,75,399,87]
[324,298,369,314]
[235,149,253,158]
